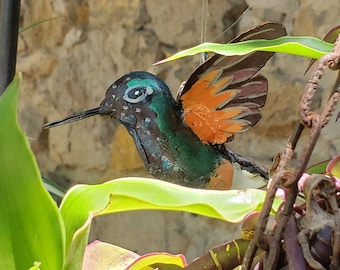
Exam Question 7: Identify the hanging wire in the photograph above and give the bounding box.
[200,0,209,63]
[211,5,252,42]
[199,3,251,64]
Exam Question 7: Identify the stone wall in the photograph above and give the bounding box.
[17,0,340,261]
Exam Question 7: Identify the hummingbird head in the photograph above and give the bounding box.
[99,71,174,127]
[43,71,174,129]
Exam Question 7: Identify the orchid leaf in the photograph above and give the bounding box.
[128,252,187,270]
[155,36,333,64]
[0,74,65,270]
[60,178,282,269]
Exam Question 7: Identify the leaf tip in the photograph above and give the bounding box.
[153,58,171,65]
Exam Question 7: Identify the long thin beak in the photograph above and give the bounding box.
[43,107,101,129]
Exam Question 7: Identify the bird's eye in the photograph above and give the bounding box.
[123,86,153,104]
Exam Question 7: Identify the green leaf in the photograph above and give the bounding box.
[128,252,186,270]
[155,36,333,64]
[60,178,281,269]
[0,74,65,270]
[306,160,329,174]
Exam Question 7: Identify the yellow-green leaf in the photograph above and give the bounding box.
[0,74,65,270]
[60,178,281,269]
[155,36,333,65]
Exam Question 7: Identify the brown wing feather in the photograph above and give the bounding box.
[179,22,287,145]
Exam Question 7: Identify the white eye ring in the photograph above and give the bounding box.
[123,86,153,103]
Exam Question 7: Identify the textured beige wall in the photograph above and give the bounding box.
[17,0,340,261]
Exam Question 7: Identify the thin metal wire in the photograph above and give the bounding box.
[211,5,252,42]
[200,0,208,63]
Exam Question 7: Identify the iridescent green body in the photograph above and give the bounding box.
[97,72,268,188]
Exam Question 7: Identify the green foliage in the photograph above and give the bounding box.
[0,74,65,270]
[61,178,279,268]
[306,160,329,174]
[155,36,333,64]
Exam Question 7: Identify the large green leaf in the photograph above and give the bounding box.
[155,36,333,64]
[0,74,65,270]
[60,178,282,269]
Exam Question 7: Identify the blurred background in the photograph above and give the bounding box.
[17,0,340,261]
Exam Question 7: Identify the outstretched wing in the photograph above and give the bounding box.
[178,22,287,145]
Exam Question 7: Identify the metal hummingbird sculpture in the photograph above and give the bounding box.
[44,22,287,190]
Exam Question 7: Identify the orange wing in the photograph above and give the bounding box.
[179,22,287,145]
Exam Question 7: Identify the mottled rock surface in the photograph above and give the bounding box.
[17,0,340,261]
